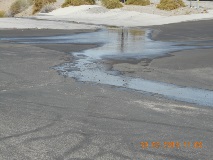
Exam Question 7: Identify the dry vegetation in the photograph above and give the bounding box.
[125,0,150,6]
[101,0,123,9]
[62,0,95,7]
[0,10,5,17]
[6,0,190,16]
[9,0,57,15]
[10,0,33,16]
[33,0,56,14]
[157,0,185,10]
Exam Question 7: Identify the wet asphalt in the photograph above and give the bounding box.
[0,20,213,160]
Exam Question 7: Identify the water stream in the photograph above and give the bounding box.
[1,28,213,106]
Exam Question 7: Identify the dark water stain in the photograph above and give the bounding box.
[1,28,213,107]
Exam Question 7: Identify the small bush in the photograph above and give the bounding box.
[10,0,33,16]
[62,0,95,7]
[33,0,56,14]
[0,10,5,18]
[125,0,150,6]
[157,0,185,10]
[101,0,123,9]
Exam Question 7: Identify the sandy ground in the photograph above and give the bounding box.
[0,25,213,159]
[0,0,16,11]
[1,0,213,28]
[1,8,213,29]
[35,4,213,27]
[33,1,213,27]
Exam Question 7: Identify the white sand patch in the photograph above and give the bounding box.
[48,5,100,16]
[0,18,97,29]
[34,5,213,27]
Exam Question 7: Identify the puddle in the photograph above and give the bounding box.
[1,28,213,107]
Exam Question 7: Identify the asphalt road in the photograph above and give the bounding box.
[0,21,213,160]
[112,20,213,90]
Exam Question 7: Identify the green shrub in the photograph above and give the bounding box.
[62,0,95,7]
[33,0,56,14]
[101,0,123,9]
[10,0,33,16]
[0,10,5,18]
[125,0,150,6]
[157,0,185,10]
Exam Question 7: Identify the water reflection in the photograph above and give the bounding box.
[115,28,145,53]
[104,28,146,54]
